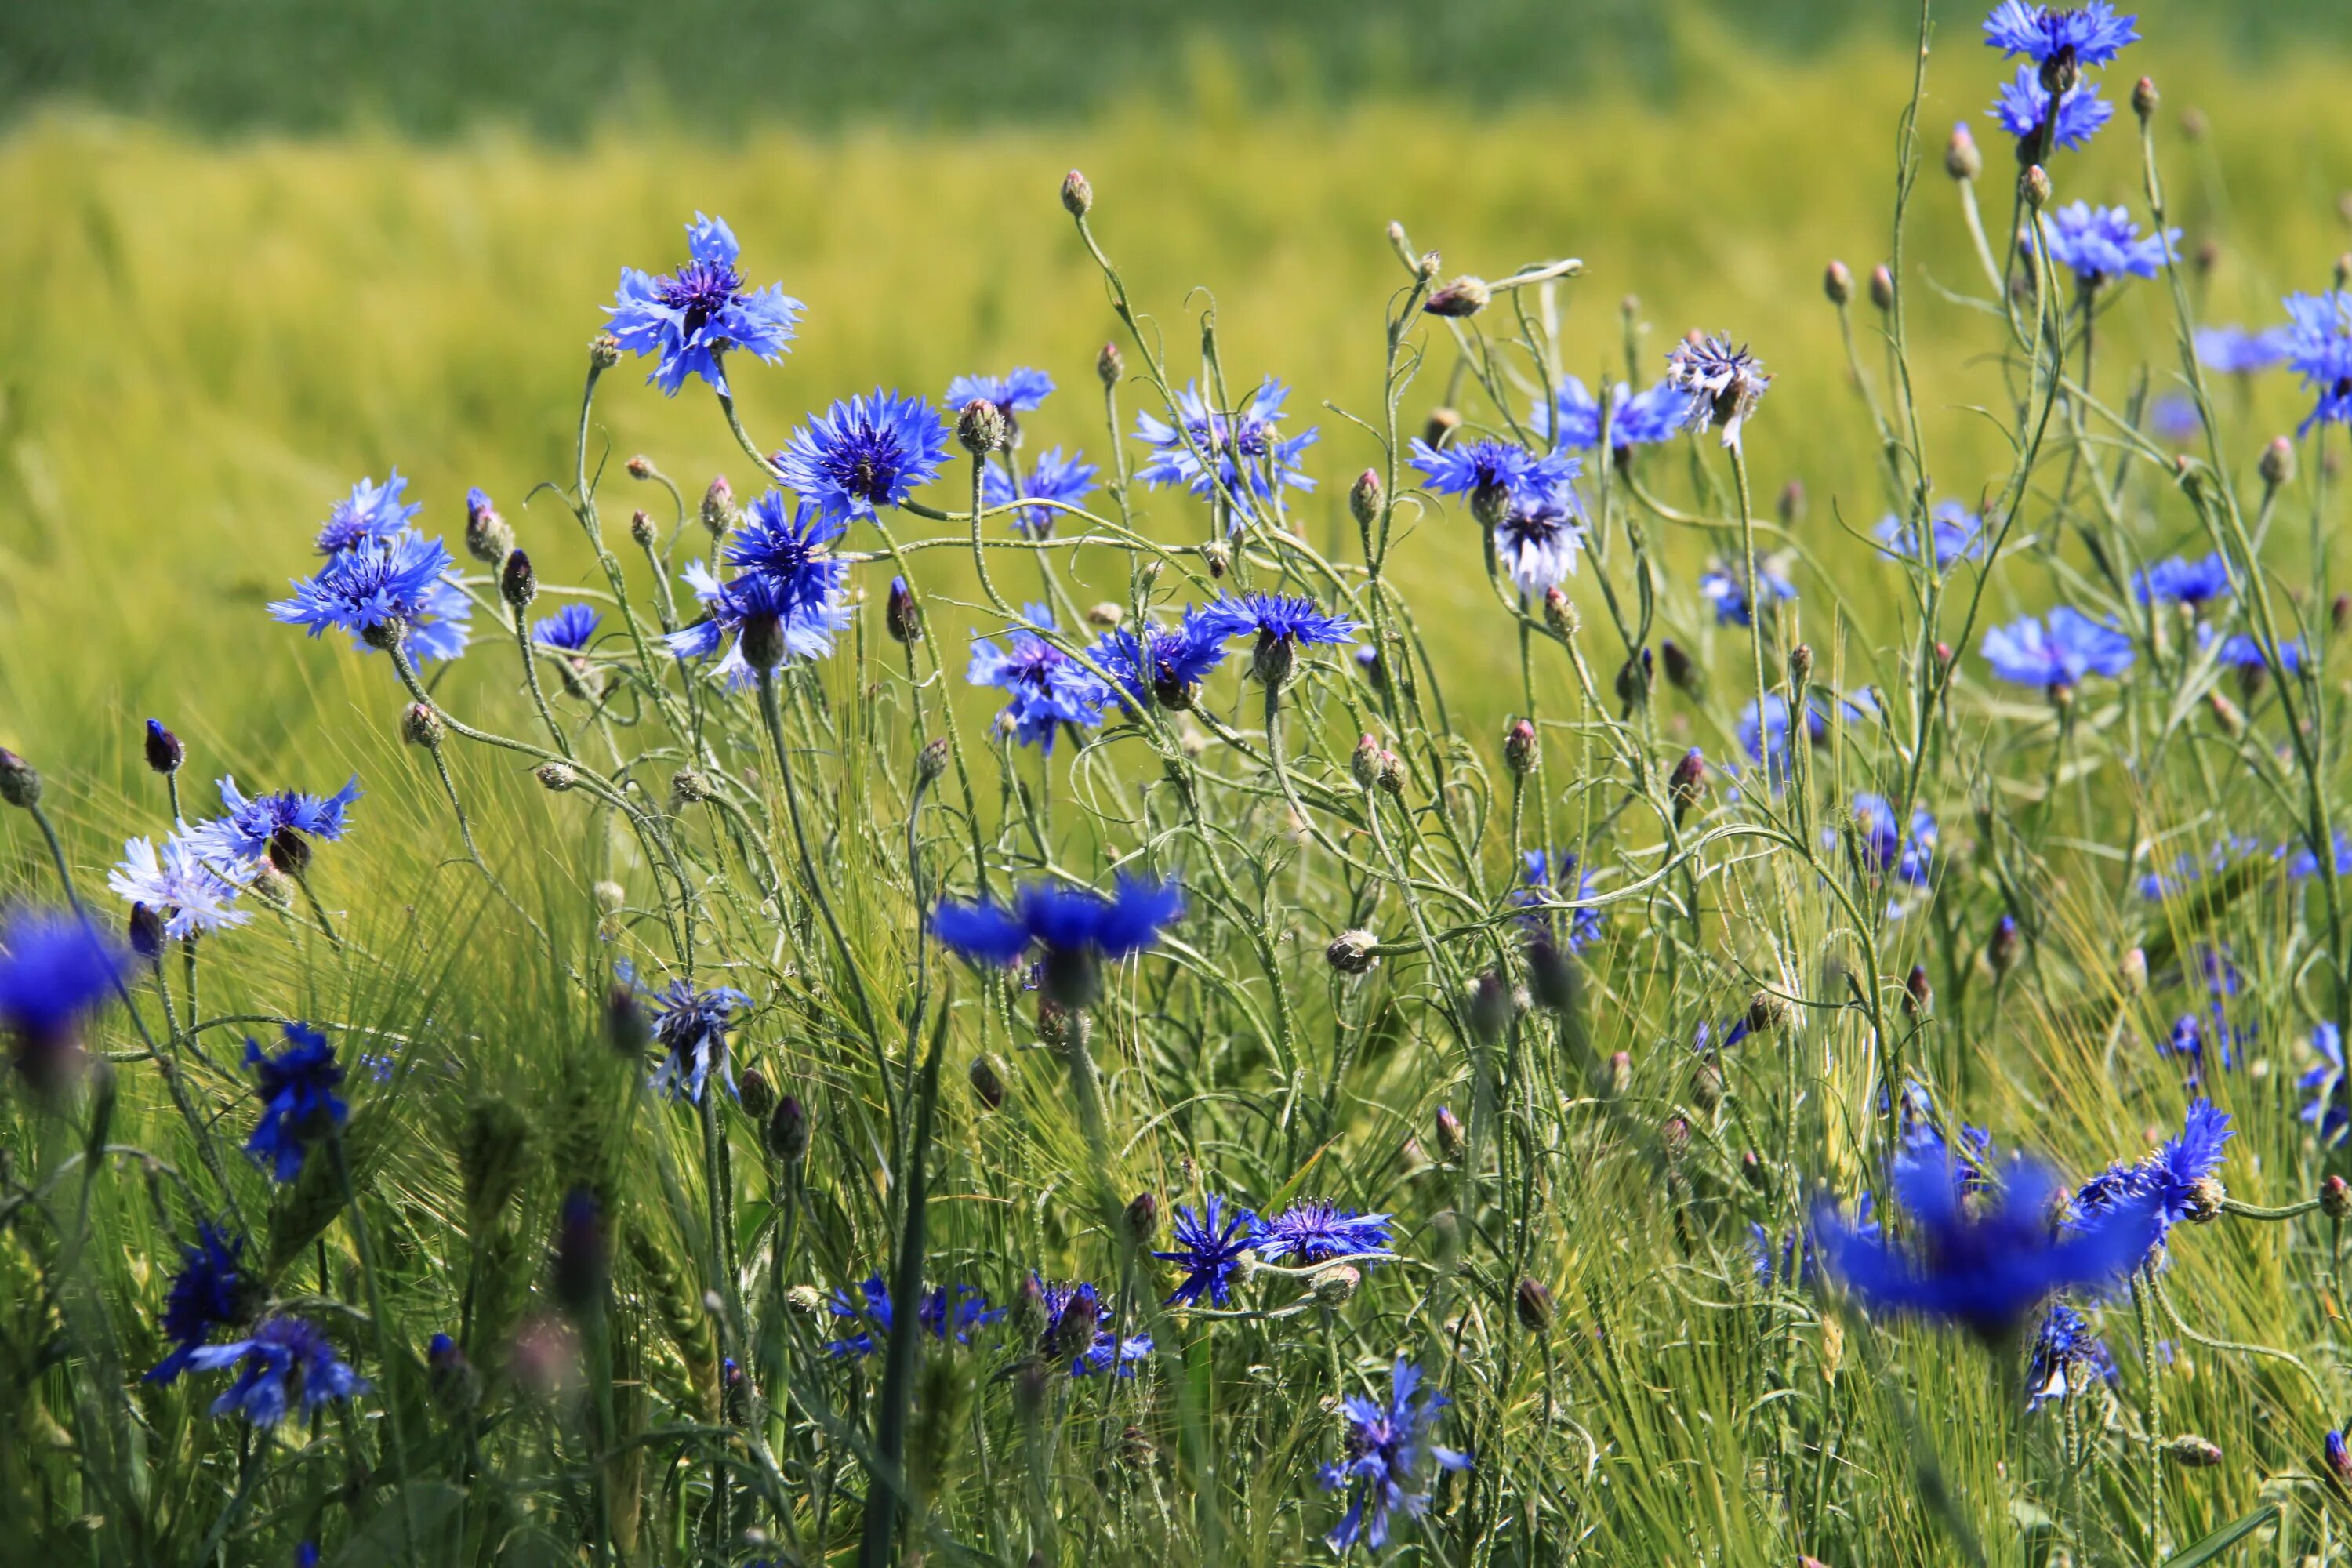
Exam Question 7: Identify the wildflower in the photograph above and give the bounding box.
[1982,2,2140,70]
[944,366,1055,426]
[2331,1430,2352,1483]
[1873,501,1986,568]
[606,212,801,397]
[1980,607,2135,688]
[2136,836,2257,900]
[312,470,422,554]
[2043,201,2178,286]
[189,776,361,867]
[2150,393,2202,442]
[1200,591,1360,687]
[2211,630,2303,674]
[144,719,185,775]
[2134,552,2232,608]
[982,447,1099,537]
[1406,437,1580,507]
[1755,1195,1876,1287]
[149,1225,252,1384]
[1813,1138,2163,1338]
[270,528,473,662]
[823,1275,1005,1357]
[2299,1022,2347,1145]
[1516,850,1604,952]
[108,833,251,938]
[773,388,951,521]
[1849,792,1937,885]
[1154,1192,1259,1305]
[1089,605,1232,711]
[2195,325,2293,375]
[1254,1200,1395,1265]
[2069,1100,2234,1258]
[1735,694,1825,789]
[241,1022,348,1181]
[183,1316,367,1428]
[2284,830,2352,880]
[1317,1357,1472,1553]
[1664,336,1771,449]
[533,604,603,651]
[1989,67,2111,152]
[932,873,1183,1007]
[2154,1004,2243,1087]
[1536,376,1687,454]
[1133,378,1319,506]
[1035,1279,1152,1377]
[2024,1301,2118,1410]
[1493,483,1587,600]
[670,562,850,688]
[647,982,751,1103]
[1700,559,1797,626]
[2281,291,2352,432]
[0,908,131,1088]
[966,604,1113,751]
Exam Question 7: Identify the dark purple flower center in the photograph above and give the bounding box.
[658,257,744,336]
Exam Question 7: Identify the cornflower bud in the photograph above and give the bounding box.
[1778,478,1806,526]
[2038,50,2080,98]
[1605,1050,1632,1097]
[129,902,165,964]
[701,474,739,537]
[2165,1435,2222,1468]
[2121,947,2147,996]
[553,1186,608,1317]
[2207,688,2245,737]
[1096,341,1123,387]
[1350,469,1383,528]
[1741,1150,1769,1191]
[2326,1431,2352,1483]
[1745,990,1791,1035]
[954,397,1005,457]
[589,334,621,369]
[267,825,310,876]
[766,1094,809,1164]
[1823,260,1853,305]
[1201,539,1231,579]
[1352,734,1383,791]
[1945,121,1982,181]
[1124,1192,1159,1244]
[1434,1105,1466,1164]
[1525,936,1578,1015]
[1661,1114,1691,1159]
[1903,964,1933,1017]
[2023,164,2052,209]
[2321,1174,2350,1219]
[1788,643,1814,690]
[1425,276,1490,317]
[2183,1175,2225,1223]
[1250,632,1296,688]
[739,1065,776,1121]
[1375,746,1407,797]
[1503,718,1539,776]
[1868,265,1895,313]
[740,613,788,672]
[1543,586,1577,636]
[1690,1060,1724,1109]
[1987,913,2020,975]
[670,768,712,807]
[2193,237,2219,277]
[1617,648,1652,708]
[2132,76,2158,123]
[1060,169,1093,218]
[1327,929,1381,975]
[1312,1265,1360,1306]
[500,549,537,609]
[628,509,657,549]
[1661,639,1700,696]
[2261,437,2296,489]
[537,762,578,793]
[1423,407,1462,447]
[0,747,42,809]
[916,738,949,786]
[1416,250,1440,281]
[887,576,923,644]
[1468,971,1512,1044]
[967,1053,1006,1110]
[143,719,184,775]
[1670,748,1706,815]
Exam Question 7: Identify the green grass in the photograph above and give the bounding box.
[4,18,2352,1566]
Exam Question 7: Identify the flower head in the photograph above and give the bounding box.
[1134,378,1318,507]
[149,1225,252,1384]
[1090,605,1232,710]
[607,213,802,397]
[109,832,251,939]
[1874,501,1986,569]
[1664,336,1771,448]
[2152,1004,2245,1087]
[2134,552,2232,607]
[314,471,422,554]
[1736,694,1824,791]
[1990,67,2112,151]
[190,775,361,866]
[1981,606,2135,688]
[1982,2,2140,68]
[183,1316,367,1428]
[241,1022,348,1181]
[933,873,1183,1005]
[648,982,751,1103]
[2068,1100,2233,1258]
[1153,1192,1259,1306]
[2045,201,2178,285]
[723,492,851,615]
[1699,558,1797,626]
[1407,437,1581,506]
[0,908,130,1087]
[2024,1301,2118,1410]
[1850,792,1936,886]
[967,604,1113,752]
[533,603,603,652]
[1494,482,1587,600]
[1254,1200,1393,1265]
[1517,850,1605,951]
[669,561,849,688]
[270,528,473,662]
[1035,1279,1153,1377]
[2300,1022,2348,1145]
[2212,631,2302,674]
[2195,325,2294,376]
[1317,1357,1472,1553]
[2281,291,2352,433]
[982,448,1099,538]
[774,389,951,521]
[823,1275,1005,1358]
[944,367,1054,421]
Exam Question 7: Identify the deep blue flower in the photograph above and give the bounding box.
[149,1225,249,1384]
[823,1274,1005,1358]
[2281,291,2352,433]
[1989,67,2111,151]
[271,528,473,663]
[1699,559,1797,626]
[241,1023,348,1181]
[1089,605,1232,709]
[607,212,802,397]
[1850,793,1936,886]
[1874,500,1986,569]
[1133,378,1318,507]
[2069,1100,2232,1262]
[2044,201,2177,285]
[0,909,130,1084]
[982,448,1099,537]
[1536,376,1683,452]
[966,604,1113,752]
[109,831,251,939]
[1035,1279,1153,1377]
[2195,325,2294,376]
[1664,335,1771,448]
[944,367,1055,419]
[773,388,951,521]
[1317,1357,1472,1554]
[2203,626,2302,674]
[1981,607,2135,687]
[313,471,422,554]
[671,524,851,686]
[1517,850,1604,951]
[1254,1200,1393,1265]
[533,603,604,652]
[723,492,851,615]
[2134,552,2232,607]
[648,982,750,1103]
[2153,1004,2244,1087]
[2330,1430,2351,1480]
[189,775,361,866]
[1200,591,1360,649]
[1982,2,2139,67]
[1694,1015,1751,1053]
[1407,437,1581,506]
[2024,1301,2118,1410]
[1813,1138,2162,1338]
[183,1316,367,1428]
[1154,1192,1259,1306]
[1494,482,1586,600]
[2300,1022,2348,1145]
[933,874,1183,1004]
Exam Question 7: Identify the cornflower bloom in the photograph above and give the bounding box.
[1035,1279,1153,1377]
[1534,376,1684,453]
[1317,1358,1472,1553]
[932,873,1183,1007]
[1989,66,2111,152]
[648,982,751,1103]
[1133,377,1318,506]
[1516,850,1604,952]
[2299,1022,2348,1145]
[1982,2,2140,70]
[1736,694,1824,791]
[823,1276,1005,1357]
[184,1316,367,1428]
[2194,325,2293,376]
[672,564,850,688]
[1664,335,1770,449]
[1089,605,1232,712]
[533,604,603,651]
[773,389,951,520]
[2068,1100,2233,1261]
[2024,1302,2118,1410]
[2211,630,2303,675]
[270,528,473,662]
[2133,552,2232,608]
[2280,291,2352,433]
[2150,394,2201,443]
[1849,792,1937,885]
[1754,1196,1876,1288]
[1254,1200,1394,1265]
[1200,591,1360,687]
[1699,558,1797,626]
[2283,831,2352,880]
[189,775,362,867]
[1873,500,1986,569]
[0,908,131,1090]
[607,212,801,397]
[966,604,1113,752]
[982,447,1098,537]
[1980,607,2135,688]
[2043,201,2178,287]
[2154,1004,2243,1087]
[1406,436,1580,507]
[1493,481,1587,601]
[944,367,1054,430]
[109,832,251,938]
[149,1225,253,1384]
[241,1022,349,1181]
[312,470,421,554]
[1154,1192,1259,1305]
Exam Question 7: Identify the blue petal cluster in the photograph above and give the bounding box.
[2194,326,2293,376]
[313,470,422,554]
[648,982,751,1103]
[2281,291,2352,433]
[1535,376,1685,452]
[1199,591,1361,650]
[2044,201,2178,285]
[932,874,1184,967]
[1850,792,1937,886]
[944,367,1054,416]
[2068,1100,2233,1260]
[1154,1192,1259,1305]
[534,603,604,651]
[183,1316,368,1428]
[982,448,1099,537]
[823,1275,1006,1358]
[1406,437,1580,506]
[1317,1357,1472,1554]
[150,1224,249,1384]
[1035,1279,1153,1377]
[2024,1301,2118,1410]
[1982,2,2140,67]
[1494,482,1587,601]
[1253,1200,1394,1265]
[607,213,802,397]
[1700,559,1797,626]
[270,526,473,663]
[1989,67,2111,150]
[1133,378,1318,506]
[1980,607,2135,687]
[0,909,130,1077]
[1873,500,1986,569]
[1517,850,1605,952]
[1088,606,1233,709]
[2133,552,2232,607]
[774,389,951,520]
[966,604,1113,751]
[242,1022,349,1181]
[2300,1022,2348,1145]
[190,775,362,866]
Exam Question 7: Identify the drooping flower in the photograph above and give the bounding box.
[0,908,131,1088]
[823,1275,1005,1358]
[241,1023,349,1181]
[966,604,1113,752]
[2043,201,2178,286]
[1493,482,1587,601]
[313,471,423,554]
[2195,325,2294,376]
[533,603,604,652]
[1980,607,2135,688]
[1699,558,1797,626]
[2068,1100,2233,1260]
[1849,792,1937,886]
[1317,1357,1473,1554]
[1089,605,1232,711]
[1516,850,1604,952]
[607,212,802,397]
[1982,2,2140,68]
[108,833,251,938]
[2134,552,2232,608]
[270,529,473,662]
[1034,1279,1153,1377]
[149,1225,252,1384]
[1406,437,1581,507]
[189,776,362,867]
[1154,1192,1259,1306]
[1873,501,1986,569]
[1133,378,1319,507]
[982,448,1099,537]
[773,389,952,521]
[669,561,851,688]
[1254,1200,1394,1265]
[647,982,751,1103]
[2281,291,2352,433]
[2299,1022,2348,1146]
[933,874,1184,1006]
[2024,1301,2118,1410]
[1989,66,2111,151]
[183,1316,367,1428]
[1664,335,1771,448]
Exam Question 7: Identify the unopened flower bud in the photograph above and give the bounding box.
[143,719,183,775]
[1903,964,1933,1017]
[2023,164,2052,209]
[463,487,511,564]
[1543,586,1577,637]
[1778,478,1806,527]
[1060,169,1093,218]
[628,510,657,549]
[589,334,620,369]
[2207,688,2245,737]
[956,397,1007,456]
[2261,437,2295,489]
[2132,75,2158,123]
[536,761,579,793]
[1670,748,1706,815]
[2327,1430,2352,1482]
[1095,341,1123,387]
[1327,929,1381,975]
[1503,719,1539,776]
[2321,1174,2350,1219]
[1125,1191,1159,1244]
[1605,1050,1632,1097]
[968,1053,1007,1110]
[1661,1114,1691,1159]
[1946,121,1982,181]
[2038,49,2080,97]
[1434,1105,1466,1164]
[1823,260,1853,305]
[2194,237,2220,277]
[1250,631,1297,688]
[2165,1434,2222,1468]
[1745,990,1791,1035]
[2121,947,2147,996]
[873,575,921,645]
[1788,643,1814,690]
[1660,639,1700,696]
[620,453,652,481]
[1690,1059,1724,1109]
[1376,747,1407,797]
[1351,734,1382,790]
[1468,971,1512,1044]
[701,474,739,537]
[740,613,787,672]
[739,1065,775,1121]
[1201,539,1230,579]
[765,1094,808,1164]
[129,902,165,963]
[0,747,41,809]
[1868,264,1895,313]
[1425,276,1490,318]
[1987,914,2020,975]
[670,768,711,808]
[553,1187,608,1317]
[916,738,949,787]
[1526,936,1579,1015]
[1312,1264,1360,1306]
[1350,469,1383,528]
[1423,407,1462,447]
[500,550,537,609]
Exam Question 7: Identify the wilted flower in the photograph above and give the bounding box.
[647,982,751,1103]
[1664,336,1771,448]
[606,212,801,397]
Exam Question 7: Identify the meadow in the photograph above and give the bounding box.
[5,5,2352,1564]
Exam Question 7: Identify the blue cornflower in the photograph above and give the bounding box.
[1850,792,1936,886]
[2134,552,2232,607]
[1989,66,2111,151]
[1089,605,1232,710]
[1035,1279,1153,1377]
[183,1316,367,1428]
[1494,482,1586,601]
[773,389,952,521]
[2154,1005,2243,1088]
[2196,325,2294,376]
[1980,606,2135,688]
[2150,393,2201,443]
[1699,559,1797,626]
[533,603,603,652]
[933,874,1183,1007]
[271,527,473,664]
[648,982,750,1103]
[1755,1195,1875,1288]
[823,1275,1005,1358]
[1517,850,1604,951]
[982,448,1099,538]
[723,492,852,615]
[945,367,1055,420]
[1694,1015,1751,1054]
[1533,376,1617,450]
[1200,592,1361,685]
[967,604,1113,752]
[1154,1192,1259,1306]
[0,908,130,1086]
[2044,201,2178,285]
[1254,1200,1394,1265]
[607,212,802,397]
[1874,500,1986,569]
[109,831,251,939]
[2137,836,2258,901]
[149,1224,251,1384]
[1133,378,1319,508]
[241,1023,348,1181]
[1736,694,1824,791]
[670,561,848,688]
[1664,335,1771,448]
[1317,1357,1472,1554]
[1983,2,2139,67]
[2069,1101,2233,1261]
[1813,1139,2162,1338]
[2209,629,2303,674]
[2300,1022,2348,1145]
[313,470,422,554]
[1407,437,1580,506]
[189,775,361,866]
[2281,291,2352,433]
[2024,1301,2118,1410]
[2283,831,2352,880]
[1613,379,1691,448]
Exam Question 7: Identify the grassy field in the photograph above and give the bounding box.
[5,12,2352,1566]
